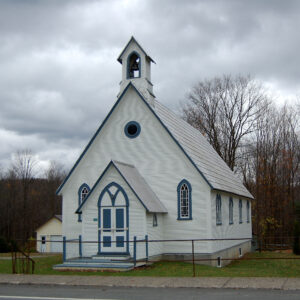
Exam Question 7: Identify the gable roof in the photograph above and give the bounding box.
[117,36,155,64]
[35,214,62,232]
[57,82,253,199]
[77,160,167,213]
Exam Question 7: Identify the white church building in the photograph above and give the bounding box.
[55,37,253,270]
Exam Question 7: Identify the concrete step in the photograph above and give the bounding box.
[53,255,146,271]
[53,263,134,271]
[92,254,131,261]
[62,261,134,267]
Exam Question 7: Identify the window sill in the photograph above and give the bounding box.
[177,217,193,221]
[216,223,222,226]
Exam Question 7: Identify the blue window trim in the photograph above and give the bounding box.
[239,199,243,223]
[127,51,141,79]
[124,121,141,139]
[246,200,250,223]
[153,213,158,227]
[177,179,192,220]
[216,194,222,225]
[229,197,234,225]
[78,183,90,222]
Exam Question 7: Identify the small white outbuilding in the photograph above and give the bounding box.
[55,37,253,270]
[36,215,62,253]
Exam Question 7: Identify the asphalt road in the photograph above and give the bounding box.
[0,284,300,300]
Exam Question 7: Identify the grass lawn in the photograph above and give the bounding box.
[0,251,299,277]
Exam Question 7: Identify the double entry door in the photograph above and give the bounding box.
[98,182,129,254]
[100,206,127,253]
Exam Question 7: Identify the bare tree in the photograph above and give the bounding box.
[241,103,300,242]
[10,149,38,241]
[182,74,270,170]
[44,160,66,214]
[44,160,66,183]
[12,149,38,182]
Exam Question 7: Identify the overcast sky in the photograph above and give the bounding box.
[1,0,299,175]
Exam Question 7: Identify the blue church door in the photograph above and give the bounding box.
[98,183,129,254]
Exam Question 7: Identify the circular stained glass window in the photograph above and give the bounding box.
[124,121,141,139]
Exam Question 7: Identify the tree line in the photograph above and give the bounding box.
[0,150,65,244]
[182,74,300,246]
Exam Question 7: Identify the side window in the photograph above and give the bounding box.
[247,200,250,223]
[177,180,192,220]
[216,194,222,225]
[153,213,158,227]
[229,197,233,225]
[239,199,243,223]
[78,184,90,222]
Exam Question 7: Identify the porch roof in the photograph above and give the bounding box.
[76,160,168,214]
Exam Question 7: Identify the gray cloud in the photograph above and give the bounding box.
[0,0,299,173]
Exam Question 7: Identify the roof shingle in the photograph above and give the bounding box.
[154,100,253,199]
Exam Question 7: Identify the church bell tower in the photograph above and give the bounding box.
[117,36,155,106]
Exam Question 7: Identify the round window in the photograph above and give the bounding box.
[124,121,141,139]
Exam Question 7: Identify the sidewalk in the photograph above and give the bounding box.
[0,274,299,290]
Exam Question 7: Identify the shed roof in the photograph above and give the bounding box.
[113,160,167,213]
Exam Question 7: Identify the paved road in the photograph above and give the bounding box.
[0,284,300,300]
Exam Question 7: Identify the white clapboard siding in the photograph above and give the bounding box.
[62,86,211,256]
[210,191,252,253]
[66,240,80,260]
[146,213,164,257]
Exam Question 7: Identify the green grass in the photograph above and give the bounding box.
[0,252,299,277]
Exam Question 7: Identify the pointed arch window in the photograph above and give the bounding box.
[216,194,222,225]
[247,200,250,223]
[78,183,90,222]
[229,197,234,225]
[153,213,158,227]
[177,179,192,220]
[127,52,141,78]
[239,199,243,223]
